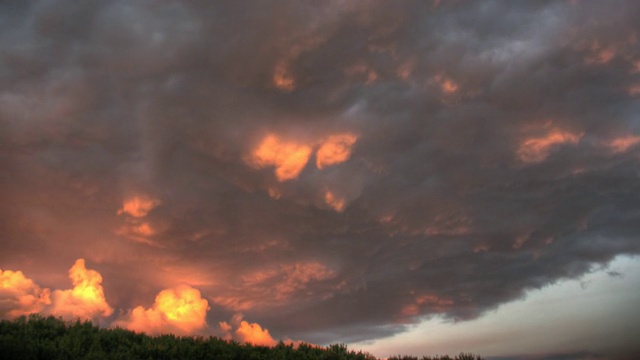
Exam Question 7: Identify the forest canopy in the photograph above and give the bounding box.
[0,315,482,360]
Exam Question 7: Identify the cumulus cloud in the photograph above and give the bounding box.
[114,285,209,335]
[47,259,113,320]
[0,269,51,319]
[1,260,112,322]
[219,314,277,347]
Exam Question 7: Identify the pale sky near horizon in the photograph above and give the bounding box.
[352,255,640,359]
[1,1,639,359]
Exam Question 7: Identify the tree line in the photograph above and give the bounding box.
[0,315,482,360]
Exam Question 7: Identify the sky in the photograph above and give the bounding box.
[1,0,639,359]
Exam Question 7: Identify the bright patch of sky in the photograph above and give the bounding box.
[353,255,640,359]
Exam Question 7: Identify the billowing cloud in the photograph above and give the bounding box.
[219,314,277,347]
[47,259,113,320]
[115,285,209,335]
[0,269,51,319]
[1,260,113,322]
[248,134,313,181]
[316,134,358,170]
[235,320,278,346]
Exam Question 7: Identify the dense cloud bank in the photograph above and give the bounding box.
[1,0,639,350]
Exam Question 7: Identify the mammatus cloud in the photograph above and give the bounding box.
[118,196,161,218]
[116,195,162,245]
[248,132,358,182]
[316,134,358,170]
[1,0,640,358]
[249,134,314,182]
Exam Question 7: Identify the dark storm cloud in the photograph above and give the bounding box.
[1,0,640,352]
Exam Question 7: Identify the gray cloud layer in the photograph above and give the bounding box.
[2,0,639,353]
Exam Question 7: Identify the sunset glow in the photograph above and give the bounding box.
[117,285,209,335]
[48,259,113,320]
[2,1,640,359]
[250,134,313,181]
[316,134,358,169]
[0,269,51,319]
[517,130,583,163]
[118,196,161,218]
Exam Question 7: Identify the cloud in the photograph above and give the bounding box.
[316,134,358,169]
[1,260,112,322]
[212,261,337,312]
[115,285,209,335]
[235,320,278,346]
[1,0,640,357]
[606,135,640,153]
[47,259,113,320]
[517,129,584,163]
[248,134,313,182]
[118,196,161,218]
[219,314,277,347]
[0,269,51,319]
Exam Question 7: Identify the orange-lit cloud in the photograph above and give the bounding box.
[219,314,277,346]
[248,132,358,182]
[48,259,113,320]
[517,129,583,163]
[132,222,155,236]
[324,190,346,212]
[401,294,454,318]
[606,135,640,153]
[235,320,277,346]
[0,269,51,319]
[115,285,209,335]
[433,74,459,94]
[628,84,640,96]
[316,133,358,169]
[212,261,336,311]
[118,196,161,218]
[273,62,295,91]
[249,134,312,181]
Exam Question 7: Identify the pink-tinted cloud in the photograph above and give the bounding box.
[273,62,296,91]
[606,135,640,153]
[324,190,346,212]
[517,129,583,163]
[219,313,277,346]
[47,259,113,320]
[0,269,51,319]
[316,134,358,169]
[115,285,209,335]
[118,196,161,218]
[248,134,313,181]
[212,261,336,311]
